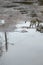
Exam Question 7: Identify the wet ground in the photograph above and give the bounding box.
[0,22,43,65]
[0,2,43,31]
[0,0,43,32]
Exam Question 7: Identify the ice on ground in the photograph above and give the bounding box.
[0,21,43,65]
